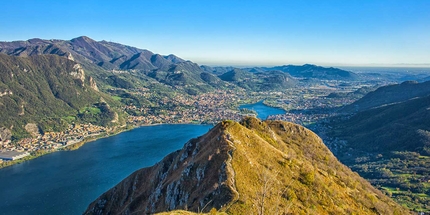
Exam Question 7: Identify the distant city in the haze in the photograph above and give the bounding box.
[0,0,429,215]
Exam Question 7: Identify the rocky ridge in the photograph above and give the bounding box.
[85,118,408,215]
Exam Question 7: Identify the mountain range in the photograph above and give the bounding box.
[0,36,218,95]
[0,36,360,139]
[85,118,407,215]
[0,36,359,93]
[0,36,184,71]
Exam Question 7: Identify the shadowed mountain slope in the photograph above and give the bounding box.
[327,82,430,212]
[332,94,430,155]
[341,80,430,112]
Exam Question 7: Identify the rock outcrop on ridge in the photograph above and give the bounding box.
[85,117,408,215]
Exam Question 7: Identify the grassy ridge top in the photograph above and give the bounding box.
[85,118,408,215]
[225,118,406,214]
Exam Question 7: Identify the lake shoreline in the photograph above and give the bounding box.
[0,121,216,169]
[1,101,280,169]
[0,103,284,214]
[0,126,128,169]
[239,100,286,120]
[0,123,214,215]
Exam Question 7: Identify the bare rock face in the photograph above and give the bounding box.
[70,64,86,86]
[85,122,239,215]
[84,118,409,215]
[0,127,12,141]
[66,52,74,61]
[24,123,40,137]
[0,89,12,97]
[110,112,118,123]
[89,76,99,92]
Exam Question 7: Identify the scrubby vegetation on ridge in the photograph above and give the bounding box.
[224,118,406,214]
[85,118,409,215]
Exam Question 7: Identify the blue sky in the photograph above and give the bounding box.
[1,0,429,67]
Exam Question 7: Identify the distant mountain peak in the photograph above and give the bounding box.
[27,38,46,44]
[268,64,358,80]
[71,35,94,42]
[302,63,317,67]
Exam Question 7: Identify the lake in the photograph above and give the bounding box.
[0,124,212,215]
[240,100,286,120]
[0,102,284,215]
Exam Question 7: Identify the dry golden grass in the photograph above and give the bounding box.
[86,117,409,215]
[219,118,409,214]
[156,210,228,215]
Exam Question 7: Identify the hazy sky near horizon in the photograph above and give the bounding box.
[1,0,429,67]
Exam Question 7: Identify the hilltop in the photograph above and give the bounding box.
[203,64,358,82]
[218,68,297,91]
[265,64,359,80]
[85,118,407,215]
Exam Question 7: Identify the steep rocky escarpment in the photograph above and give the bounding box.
[85,118,408,215]
[85,122,239,214]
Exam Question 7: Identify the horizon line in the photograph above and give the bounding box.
[1,36,430,69]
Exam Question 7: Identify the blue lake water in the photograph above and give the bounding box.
[0,124,212,215]
[240,101,286,120]
[0,102,283,215]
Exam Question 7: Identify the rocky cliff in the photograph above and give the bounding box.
[85,118,408,215]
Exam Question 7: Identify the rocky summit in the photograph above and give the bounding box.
[85,117,408,215]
